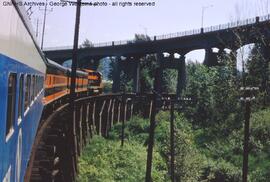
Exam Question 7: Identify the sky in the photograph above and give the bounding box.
[26,0,270,62]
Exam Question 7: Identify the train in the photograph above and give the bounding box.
[44,60,103,105]
[83,69,103,94]
[0,1,102,182]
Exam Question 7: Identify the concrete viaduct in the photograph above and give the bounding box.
[44,14,270,96]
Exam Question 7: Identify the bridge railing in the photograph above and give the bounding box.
[43,14,270,51]
[260,14,269,21]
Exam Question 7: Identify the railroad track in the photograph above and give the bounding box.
[24,93,176,182]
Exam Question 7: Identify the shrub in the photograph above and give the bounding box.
[201,159,242,182]
[156,111,205,181]
[77,136,168,182]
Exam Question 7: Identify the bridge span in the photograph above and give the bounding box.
[44,14,270,95]
[44,14,270,63]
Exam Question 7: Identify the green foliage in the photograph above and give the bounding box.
[77,136,168,182]
[246,44,269,87]
[248,108,270,180]
[182,59,270,181]
[246,43,270,107]
[79,43,270,181]
[183,63,217,126]
[109,112,205,181]
[156,112,205,181]
[197,108,270,182]
[184,62,243,135]
[250,108,270,149]
[162,69,178,93]
[102,81,112,93]
[108,116,150,144]
[79,108,270,182]
[201,158,242,182]
[80,39,93,48]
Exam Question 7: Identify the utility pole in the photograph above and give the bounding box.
[170,99,175,182]
[40,0,53,50]
[201,5,213,28]
[240,87,258,182]
[145,59,163,182]
[70,0,81,100]
[145,91,157,182]
[121,89,126,147]
[66,0,82,178]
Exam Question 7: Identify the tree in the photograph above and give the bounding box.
[161,69,178,93]
[80,38,93,48]
[246,43,270,106]
[183,59,243,134]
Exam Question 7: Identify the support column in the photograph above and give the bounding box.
[261,43,270,93]
[204,48,218,66]
[133,60,140,93]
[204,48,211,66]
[217,48,226,64]
[112,56,121,93]
[79,57,100,70]
[230,49,238,77]
[176,55,186,98]
[154,53,164,94]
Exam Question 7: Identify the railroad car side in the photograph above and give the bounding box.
[75,70,88,95]
[83,69,103,94]
[0,1,46,181]
[43,60,69,105]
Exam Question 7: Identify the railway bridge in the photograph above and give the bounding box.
[25,93,179,182]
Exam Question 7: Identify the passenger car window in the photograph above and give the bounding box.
[31,75,35,100]
[24,75,31,111]
[6,73,17,136]
[18,74,24,120]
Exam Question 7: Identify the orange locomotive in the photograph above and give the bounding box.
[43,59,102,105]
[83,69,103,94]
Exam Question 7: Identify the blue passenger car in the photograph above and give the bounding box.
[0,1,47,181]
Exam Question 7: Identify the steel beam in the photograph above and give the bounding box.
[176,55,186,98]
[112,57,121,93]
[133,60,141,93]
